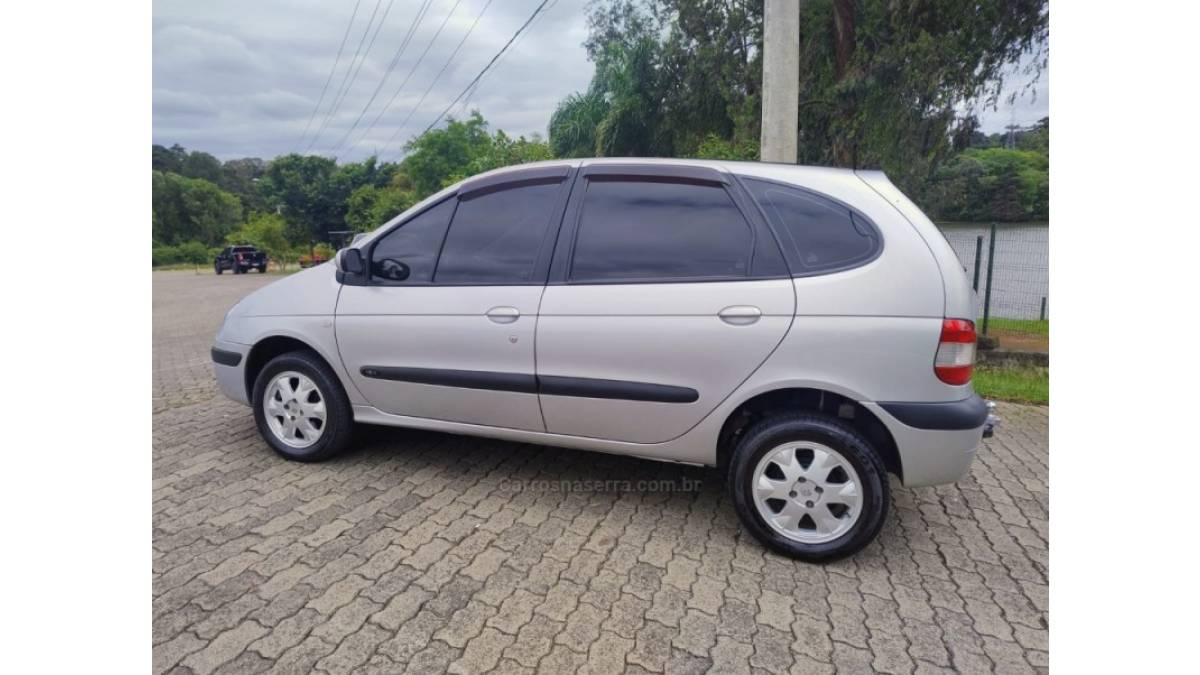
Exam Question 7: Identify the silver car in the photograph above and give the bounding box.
[212,158,991,561]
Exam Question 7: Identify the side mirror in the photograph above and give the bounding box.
[373,258,410,282]
[336,248,364,275]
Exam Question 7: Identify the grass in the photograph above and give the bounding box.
[983,317,1048,336]
[973,364,1049,405]
[152,263,209,271]
[152,264,297,275]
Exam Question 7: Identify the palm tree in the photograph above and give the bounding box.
[549,91,609,158]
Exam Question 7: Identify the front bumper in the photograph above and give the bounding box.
[863,393,995,488]
[212,340,250,406]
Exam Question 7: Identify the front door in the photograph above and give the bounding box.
[336,168,571,431]
[535,165,796,444]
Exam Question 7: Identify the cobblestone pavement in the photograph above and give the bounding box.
[153,271,1049,675]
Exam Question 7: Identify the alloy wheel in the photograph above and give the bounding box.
[263,371,327,448]
[751,441,864,544]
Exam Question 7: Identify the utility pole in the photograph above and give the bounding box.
[760,0,800,163]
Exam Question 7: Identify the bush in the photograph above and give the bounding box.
[152,244,182,266]
[691,134,759,161]
[152,241,214,268]
[176,241,210,266]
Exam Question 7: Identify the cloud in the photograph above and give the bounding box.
[153,0,593,161]
[154,0,1046,160]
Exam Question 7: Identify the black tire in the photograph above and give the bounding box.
[257,265,266,273]
[215,264,223,275]
[729,412,889,562]
[252,350,354,462]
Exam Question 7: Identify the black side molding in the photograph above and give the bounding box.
[359,366,699,404]
[538,374,699,403]
[360,366,538,394]
[879,394,989,431]
[211,348,242,367]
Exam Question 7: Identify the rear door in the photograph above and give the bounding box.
[336,165,572,431]
[534,164,795,444]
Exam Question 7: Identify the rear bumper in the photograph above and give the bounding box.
[212,341,250,406]
[878,394,989,430]
[863,393,992,488]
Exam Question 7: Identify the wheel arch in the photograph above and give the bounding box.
[243,334,339,403]
[716,387,902,481]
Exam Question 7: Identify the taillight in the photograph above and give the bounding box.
[935,319,976,385]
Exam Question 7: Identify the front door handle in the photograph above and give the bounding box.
[718,305,761,325]
[486,306,521,324]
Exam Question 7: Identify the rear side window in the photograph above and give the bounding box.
[434,181,562,284]
[743,178,880,274]
[370,198,454,283]
[570,180,754,282]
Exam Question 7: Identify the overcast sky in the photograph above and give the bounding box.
[153,0,1047,162]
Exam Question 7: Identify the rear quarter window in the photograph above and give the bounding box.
[741,177,881,275]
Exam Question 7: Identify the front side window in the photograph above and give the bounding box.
[434,181,562,284]
[370,198,454,283]
[743,178,880,274]
[570,179,754,283]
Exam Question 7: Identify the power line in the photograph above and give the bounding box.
[337,0,467,156]
[295,0,363,153]
[448,0,554,125]
[391,0,555,161]
[322,0,398,134]
[466,0,557,107]
[378,0,496,153]
[416,0,553,140]
[305,0,388,153]
[329,0,456,157]
[323,0,436,157]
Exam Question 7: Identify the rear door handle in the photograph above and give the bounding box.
[486,306,521,324]
[718,305,761,325]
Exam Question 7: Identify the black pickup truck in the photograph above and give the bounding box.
[215,246,268,274]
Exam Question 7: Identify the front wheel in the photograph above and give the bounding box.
[252,351,354,462]
[729,413,889,562]
[215,263,223,275]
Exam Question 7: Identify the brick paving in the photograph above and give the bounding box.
[153,270,1049,674]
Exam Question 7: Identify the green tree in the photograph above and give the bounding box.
[549,91,608,157]
[400,112,552,199]
[345,183,416,232]
[152,171,244,246]
[565,0,1047,200]
[927,146,1047,221]
[259,154,397,245]
[152,143,188,173]
[227,213,292,268]
[181,150,223,183]
[258,154,341,245]
[402,112,494,197]
[219,157,268,213]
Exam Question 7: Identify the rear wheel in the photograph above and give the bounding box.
[729,412,889,562]
[252,351,354,462]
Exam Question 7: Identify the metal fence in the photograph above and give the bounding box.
[937,222,1049,351]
